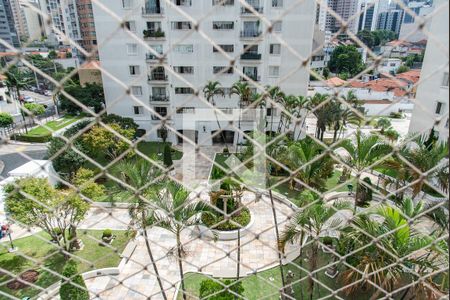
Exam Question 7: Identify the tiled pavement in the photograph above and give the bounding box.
[85,191,300,300]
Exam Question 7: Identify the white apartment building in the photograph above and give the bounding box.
[93,0,315,146]
[408,0,449,141]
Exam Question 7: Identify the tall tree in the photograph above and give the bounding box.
[231,81,253,152]
[148,182,211,300]
[339,130,392,208]
[264,86,285,136]
[113,159,168,300]
[203,81,228,149]
[328,45,364,77]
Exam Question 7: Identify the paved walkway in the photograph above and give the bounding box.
[85,191,299,300]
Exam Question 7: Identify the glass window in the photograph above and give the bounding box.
[269,66,280,77]
[174,44,194,53]
[213,44,234,53]
[435,101,444,114]
[126,43,138,55]
[174,66,194,74]
[213,66,234,74]
[124,21,136,32]
[442,72,449,87]
[176,107,195,114]
[131,86,143,96]
[272,21,282,32]
[272,0,283,7]
[171,22,192,30]
[213,21,234,30]
[129,65,140,75]
[175,87,194,94]
[270,44,281,55]
[133,106,144,115]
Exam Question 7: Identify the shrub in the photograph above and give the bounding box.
[22,103,46,116]
[53,228,63,235]
[63,120,93,138]
[389,112,403,119]
[202,207,251,231]
[47,137,86,177]
[211,167,225,180]
[199,279,244,300]
[102,229,112,238]
[59,260,89,300]
[163,144,173,167]
[72,168,105,201]
[102,114,138,131]
[12,133,52,143]
[0,112,13,128]
[222,148,229,154]
[322,236,334,246]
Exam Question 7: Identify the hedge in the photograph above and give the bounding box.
[11,133,52,143]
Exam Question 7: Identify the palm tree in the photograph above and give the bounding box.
[264,86,285,136]
[5,67,33,133]
[274,137,335,191]
[148,182,211,300]
[203,81,228,149]
[113,159,168,300]
[339,130,392,208]
[340,205,441,300]
[290,95,310,140]
[308,93,332,141]
[231,81,253,152]
[280,201,350,300]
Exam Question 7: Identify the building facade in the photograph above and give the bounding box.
[76,0,97,59]
[316,0,360,33]
[357,0,379,32]
[93,0,315,145]
[21,0,46,41]
[9,0,28,40]
[408,0,449,141]
[0,0,20,50]
[377,9,404,34]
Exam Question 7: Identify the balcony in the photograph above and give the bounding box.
[151,114,170,120]
[241,6,263,14]
[143,29,166,40]
[241,75,261,82]
[212,0,234,5]
[150,95,170,102]
[142,6,164,16]
[240,52,262,60]
[148,73,168,82]
[240,30,262,39]
[146,53,166,63]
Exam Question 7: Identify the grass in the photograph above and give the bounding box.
[178,245,371,300]
[0,230,130,299]
[23,115,84,137]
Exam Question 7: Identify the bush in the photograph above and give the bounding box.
[102,114,138,131]
[53,227,63,235]
[223,148,229,154]
[199,279,244,300]
[389,112,403,119]
[22,103,46,116]
[59,260,89,300]
[163,144,173,167]
[102,229,112,238]
[47,137,86,177]
[202,207,251,231]
[63,120,93,138]
[12,133,52,143]
[0,112,13,127]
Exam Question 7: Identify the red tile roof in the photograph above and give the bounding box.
[80,61,101,70]
[396,69,421,84]
[326,77,347,87]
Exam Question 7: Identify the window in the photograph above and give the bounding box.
[269,66,280,77]
[213,44,234,53]
[175,0,192,6]
[272,0,283,7]
[131,86,143,96]
[153,107,168,119]
[133,106,144,115]
[175,87,194,94]
[272,21,282,32]
[171,22,192,30]
[124,21,136,32]
[174,44,194,53]
[213,21,234,30]
[267,108,273,116]
[176,107,195,114]
[122,0,133,8]
[243,45,258,54]
[146,21,162,33]
[174,66,194,74]
[152,87,167,96]
[213,0,234,5]
[270,44,281,55]
[126,43,138,55]
[435,101,444,115]
[213,66,234,74]
[442,72,449,87]
[129,65,140,75]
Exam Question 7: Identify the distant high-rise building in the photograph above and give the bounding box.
[316,0,360,33]
[9,0,28,40]
[0,0,20,50]
[76,0,98,59]
[357,0,379,31]
[377,9,404,34]
[21,0,46,41]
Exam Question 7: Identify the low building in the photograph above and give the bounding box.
[78,61,102,87]
[378,58,402,75]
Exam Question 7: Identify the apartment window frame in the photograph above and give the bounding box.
[131,86,143,96]
[213,21,235,30]
[126,43,138,56]
[171,21,192,30]
[442,72,449,87]
[124,20,136,32]
[133,106,144,115]
[129,65,140,76]
[174,66,194,74]
[174,0,192,6]
[175,87,194,94]
[272,21,282,33]
[272,0,283,7]
[213,44,234,53]
[268,66,280,77]
[270,44,281,55]
[122,0,133,9]
[174,44,194,54]
[435,101,445,115]
[212,0,234,5]
[213,66,234,74]
[176,107,196,114]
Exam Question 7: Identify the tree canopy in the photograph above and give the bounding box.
[328,45,364,77]
[60,83,105,114]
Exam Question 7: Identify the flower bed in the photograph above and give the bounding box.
[202,207,251,231]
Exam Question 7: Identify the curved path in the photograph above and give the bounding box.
[86,191,299,300]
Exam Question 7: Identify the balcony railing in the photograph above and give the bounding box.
[241,75,261,81]
[146,53,166,61]
[148,73,168,81]
[212,0,234,5]
[143,29,166,39]
[150,95,170,102]
[241,6,263,14]
[240,53,262,60]
[151,114,170,120]
[240,30,262,38]
[142,6,164,16]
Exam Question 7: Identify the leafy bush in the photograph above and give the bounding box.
[102,114,138,131]
[389,112,403,119]
[47,137,86,177]
[63,120,93,138]
[102,229,112,238]
[12,133,52,143]
[53,227,63,236]
[202,207,251,231]
[211,167,226,180]
[72,168,105,201]
[59,260,89,300]
[22,103,45,116]
[163,144,173,167]
[199,279,244,300]
[0,112,13,127]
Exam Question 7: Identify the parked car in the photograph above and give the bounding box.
[43,90,52,96]
[23,95,35,103]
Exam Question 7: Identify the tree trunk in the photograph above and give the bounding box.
[17,88,28,134]
[177,231,187,300]
[236,228,241,280]
[213,108,229,152]
[308,244,319,300]
[269,190,287,299]
[142,213,168,300]
[270,104,274,137]
[235,101,242,153]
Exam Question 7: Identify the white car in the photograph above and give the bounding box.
[23,96,35,103]
[44,90,52,97]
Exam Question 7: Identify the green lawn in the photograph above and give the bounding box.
[24,115,84,137]
[0,230,130,299]
[178,245,374,300]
